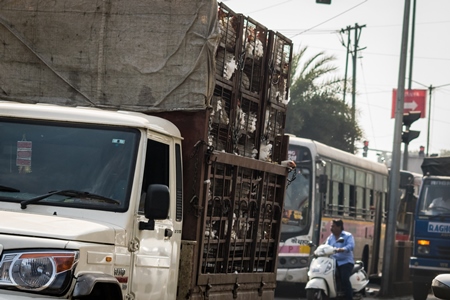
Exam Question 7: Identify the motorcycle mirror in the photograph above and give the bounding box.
[337,237,344,243]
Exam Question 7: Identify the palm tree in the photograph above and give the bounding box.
[285,46,362,153]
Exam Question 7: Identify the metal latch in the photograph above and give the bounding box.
[128,238,139,252]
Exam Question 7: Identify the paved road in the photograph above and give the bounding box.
[275,283,439,300]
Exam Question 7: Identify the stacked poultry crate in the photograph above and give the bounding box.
[195,2,294,291]
[211,3,292,162]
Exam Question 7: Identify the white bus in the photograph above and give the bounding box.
[276,136,389,288]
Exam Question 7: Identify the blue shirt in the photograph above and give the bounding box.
[325,230,355,266]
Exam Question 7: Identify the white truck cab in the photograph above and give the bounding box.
[0,101,183,299]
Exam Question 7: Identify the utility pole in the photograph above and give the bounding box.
[380,0,410,296]
[403,0,417,170]
[341,23,366,153]
[340,26,351,103]
[412,80,450,157]
[426,85,433,157]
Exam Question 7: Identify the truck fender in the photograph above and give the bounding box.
[305,278,328,296]
[73,273,122,298]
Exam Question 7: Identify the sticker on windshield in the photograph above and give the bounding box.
[112,139,125,145]
[428,222,450,233]
[17,139,32,173]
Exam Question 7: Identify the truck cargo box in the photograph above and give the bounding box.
[421,156,450,176]
[0,1,294,299]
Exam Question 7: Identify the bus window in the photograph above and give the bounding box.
[338,183,344,215]
[331,165,344,215]
[366,189,374,220]
[345,167,355,217]
[356,171,365,219]
[356,186,364,218]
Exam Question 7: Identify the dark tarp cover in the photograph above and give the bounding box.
[0,0,219,112]
[421,156,450,176]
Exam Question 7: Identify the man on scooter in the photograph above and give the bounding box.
[326,219,355,300]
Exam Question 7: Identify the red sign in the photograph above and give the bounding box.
[391,89,427,118]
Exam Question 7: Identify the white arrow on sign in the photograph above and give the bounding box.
[404,100,418,110]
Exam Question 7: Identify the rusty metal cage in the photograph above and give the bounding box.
[260,105,286,154]
[216,3,241,84]
[232,94,260,158]
[197,151,286,285]
[239,17,268,97]
[209,85,234,152]
[266,31,293,107]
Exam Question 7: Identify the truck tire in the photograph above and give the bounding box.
[413,282,430,300]
[306,288,326,300]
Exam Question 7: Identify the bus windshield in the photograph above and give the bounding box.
[282,167,311,233]
[417,179,450,217]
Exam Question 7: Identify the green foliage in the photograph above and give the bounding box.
[285,46,362,153]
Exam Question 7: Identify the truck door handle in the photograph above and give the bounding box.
[165,228,173,238]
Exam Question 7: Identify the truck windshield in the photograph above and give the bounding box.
[0,119,139,211]
[417,179,450,217]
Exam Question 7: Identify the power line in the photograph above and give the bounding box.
[290,0,368,38]
[246,0,295,14]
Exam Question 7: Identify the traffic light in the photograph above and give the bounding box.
[402,130,420,144]
[402,111,421,145]
[402,111,421,127]
[316,0,331,4]
[363,140,369,157]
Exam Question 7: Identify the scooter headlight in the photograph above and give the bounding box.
[0,251,78,295]
[324,261,333,274]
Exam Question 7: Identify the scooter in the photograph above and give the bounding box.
[305,240,369,300]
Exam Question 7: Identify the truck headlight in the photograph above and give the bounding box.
[417,245,430,255]
[417,240,430,255]
[0,251,78,295]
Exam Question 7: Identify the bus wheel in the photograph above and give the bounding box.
[306,289,327,300]
[413,282,430,300]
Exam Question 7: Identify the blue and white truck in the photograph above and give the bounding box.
[410,156,450,300]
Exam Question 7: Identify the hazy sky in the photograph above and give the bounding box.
[223,0,450,159]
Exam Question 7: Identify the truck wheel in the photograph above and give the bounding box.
[413,283,430,300]
[306,288,326,300]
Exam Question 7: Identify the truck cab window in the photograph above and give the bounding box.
[139,139,170,214]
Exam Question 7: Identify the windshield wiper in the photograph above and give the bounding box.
[20,190,120,209]
[0,185,20,192]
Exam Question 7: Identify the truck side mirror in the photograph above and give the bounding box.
[319,174,328,194]
[139,184,170,230]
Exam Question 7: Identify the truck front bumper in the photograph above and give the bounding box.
[276,267,308,283]
[0,290,54,299]
[410,256,450,283]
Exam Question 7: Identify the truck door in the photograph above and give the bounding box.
[131,138,182,300]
